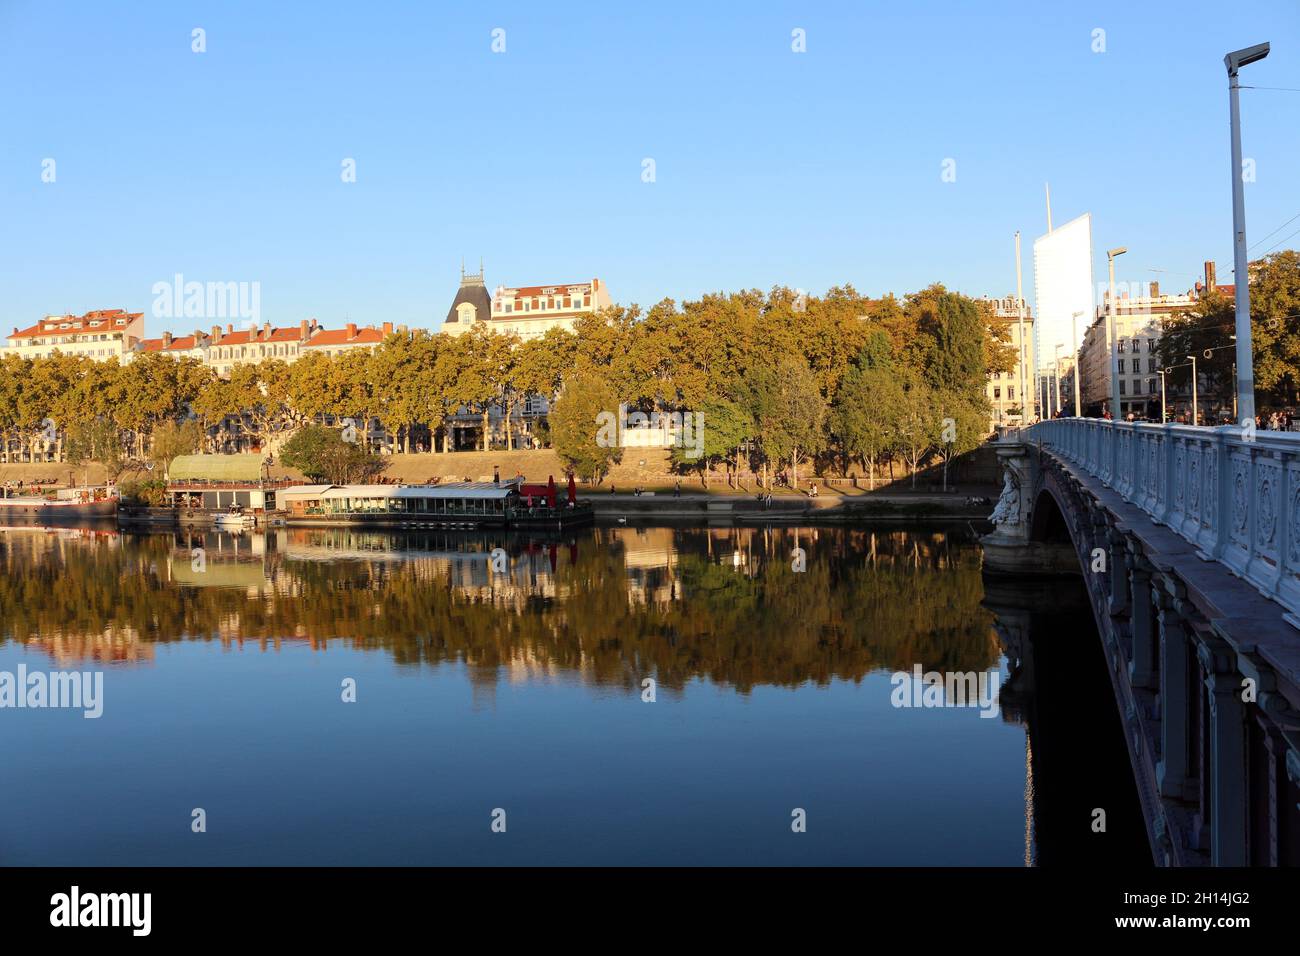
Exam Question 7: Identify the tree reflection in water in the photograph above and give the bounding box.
[0,525,1000,694]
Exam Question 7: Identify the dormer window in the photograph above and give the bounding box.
[457,302,477,324]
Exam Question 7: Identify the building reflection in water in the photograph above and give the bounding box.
[0,524,1002,697]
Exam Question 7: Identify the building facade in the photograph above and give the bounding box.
[980,295,1035,426]
[443,267,610,340]
[137,319,393,374]
[1077,281,1197,419]
[5,309,145,361]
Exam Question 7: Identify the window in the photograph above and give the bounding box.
[1148,358,1156,373]
[993,387,1001,399]
[1008,387,1015,401]
[1148,378,1157,395]
[1119,380,1126,395]
[1132,359,1141,373]
[1118,341,1126,353]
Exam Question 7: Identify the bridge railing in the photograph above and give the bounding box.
[1022,419,1300,625]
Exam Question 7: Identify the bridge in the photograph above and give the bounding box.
[981,419,1300,866]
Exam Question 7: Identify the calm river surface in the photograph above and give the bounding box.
[0,523,1144,866]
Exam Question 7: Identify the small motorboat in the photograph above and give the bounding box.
[214,508,254,529]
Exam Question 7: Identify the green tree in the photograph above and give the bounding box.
[745,353,826,488]
[149,419,205,471]
[906,284,990,398]
[932,390,989,490]
[1247,250,1300,407]
[669,395,752,483]
[550,369,620,482]
[831,364,903,489]
[280,425,385,484]
[64,417,128,479]
[893,368,935,488]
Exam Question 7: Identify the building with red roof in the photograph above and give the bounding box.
[5,309,145,361]
[443,264,610,341]
[131,318,397,375]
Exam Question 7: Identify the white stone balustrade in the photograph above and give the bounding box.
[1026,419,1300,629]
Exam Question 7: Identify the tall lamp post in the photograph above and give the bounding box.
[1071,310,1084,417]
[1157,369,1168,424]
[1015,232,1029,422]
[1226,42,1269,425]
[1053,344,1064,418]
[1106,247,1127,420]
[1187,354,1200,425]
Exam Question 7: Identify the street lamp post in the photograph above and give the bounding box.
[1187,355,1199,425]
[1053,344,1064,418]
[1015,232,1029,422]
[1157,369,1167,424]
[1226,42,1268,425]
[1107,247,1127,420]
[1071,310,1084,417]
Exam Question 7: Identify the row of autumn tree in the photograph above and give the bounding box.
[0,283,1017,484]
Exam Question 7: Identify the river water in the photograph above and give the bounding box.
[0,523,1145,865]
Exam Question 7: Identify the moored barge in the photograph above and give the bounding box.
[0,491,117,525]
[280,478,593,530]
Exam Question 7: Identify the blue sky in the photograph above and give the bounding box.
[1,0,1297,335]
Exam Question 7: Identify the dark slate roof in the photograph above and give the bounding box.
[445,274,492,326]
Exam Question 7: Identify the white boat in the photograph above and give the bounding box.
[214,511,254,528]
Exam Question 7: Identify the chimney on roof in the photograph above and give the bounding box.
[310,317,318,330]
[162,331,172,347]
[300,319,308,339]
[1149,281,1159,298]
[346,322,357,339]
[227,323,234,335]
[211,325,221,343]
[382,321,393,336]
[262,321,271,339]
[1204,260,1216,291]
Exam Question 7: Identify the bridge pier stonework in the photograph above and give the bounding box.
[980,441,1077,575]
[981,423,1300,867]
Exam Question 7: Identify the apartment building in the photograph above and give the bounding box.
[980,294,1035,426]
[136,319,394,374]
[1078,280,1197,418]
[443,266,611,340]
[301,322,390,359]
[5,309,145,361]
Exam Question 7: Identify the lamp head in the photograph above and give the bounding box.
[1107,247,1127,259]
[1225,42,1269,76]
